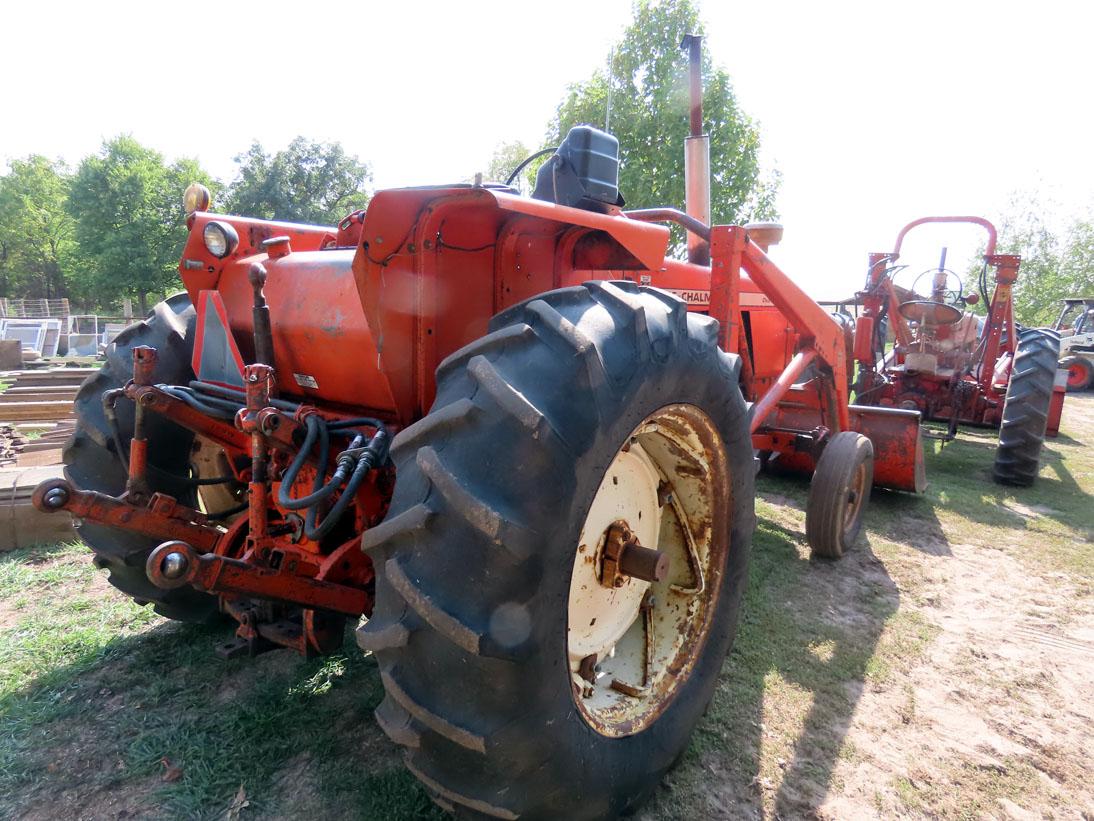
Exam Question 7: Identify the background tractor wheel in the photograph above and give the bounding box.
[1061,355,1093,392]
[358,282,755,820]
[993,328,1061,487]
[64,293,239,622]
[806,431,874,559]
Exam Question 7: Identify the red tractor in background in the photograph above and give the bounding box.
[32,37,926,819]
[851,216,1064,486]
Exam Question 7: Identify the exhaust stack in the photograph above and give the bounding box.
[682,34,711,266]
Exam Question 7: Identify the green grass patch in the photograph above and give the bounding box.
[0,543,440,820]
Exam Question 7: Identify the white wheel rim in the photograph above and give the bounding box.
[567,404,731,737]
[568,445,662,663]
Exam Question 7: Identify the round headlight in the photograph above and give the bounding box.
[184,182,211,214]
[203,221,239,259]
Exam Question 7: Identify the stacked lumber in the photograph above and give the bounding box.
[1,421,76,468]
[0,369,90,549]
[0,367,94,423]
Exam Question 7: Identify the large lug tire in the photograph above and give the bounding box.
[64,293,227,622]
[992,328,1061,487]
[805,431,874,559]
[1061,355,1093,392]
[358,282,755,820]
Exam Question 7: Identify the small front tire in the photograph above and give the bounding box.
[806,432,874,559]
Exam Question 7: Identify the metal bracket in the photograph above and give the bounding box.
[145,541,366,617]
[33,479,222,552]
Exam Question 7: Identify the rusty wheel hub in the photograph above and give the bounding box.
[567,404,730,737]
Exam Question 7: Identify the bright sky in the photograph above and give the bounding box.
[2,1,1091,299]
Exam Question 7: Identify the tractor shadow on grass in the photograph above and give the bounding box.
[643,487,899,820]
[868,488,952,556]
[0,574,441,821]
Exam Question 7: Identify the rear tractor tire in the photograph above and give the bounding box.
[993,328,1060,487]
[806,432,874,559]
[64,294,241,622]
[1061,355,1093,392]
[358,282,756,820]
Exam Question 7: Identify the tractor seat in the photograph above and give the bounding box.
[898,300,963,325]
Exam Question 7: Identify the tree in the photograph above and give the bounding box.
[224,138,371,225]
[547,0,778,250]
[68,136,217,313]
[981,194,1094,326]
[486,140,536,192]
[0,156,75,299]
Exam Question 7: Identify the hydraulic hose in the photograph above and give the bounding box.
[157,385,239,420]
[279,428,364,511]
[304,427,390,542]
[102,390,130,472]
[191,381,388,430]
[190,380,300,413]
[181,379,392,538]
[208,500,248,521]
[327,416,388,430]
[276,415,325,510]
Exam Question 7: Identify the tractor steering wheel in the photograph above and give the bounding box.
[909,267,966,307]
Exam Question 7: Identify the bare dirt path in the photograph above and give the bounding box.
[824,540,1093,818]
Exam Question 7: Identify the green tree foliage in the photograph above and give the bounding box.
[0,156,74,299]
[68,136,217,313]
[547,0,778,247]
[984,195,1094,326]
[224,138,372,225]
[486,140,535,192]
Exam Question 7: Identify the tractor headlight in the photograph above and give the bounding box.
[203,221,239,259]
[183,182,211,214]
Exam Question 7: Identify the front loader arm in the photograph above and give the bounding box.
[708,225,851,433]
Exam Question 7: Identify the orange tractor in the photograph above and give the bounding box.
[33,38,925,818]
[850,217,1065,486]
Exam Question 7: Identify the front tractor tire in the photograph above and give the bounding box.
[806,432,874,559]
[358,282,755,820]
[64,294,236,622]
[993,329,1061,487]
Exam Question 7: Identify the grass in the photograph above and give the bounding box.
[892,756,1046,819]
[1,396,1091,819]
[0,545,438,820]
[868,428,1093,595]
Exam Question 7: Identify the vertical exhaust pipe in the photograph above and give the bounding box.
[681,34,711,266]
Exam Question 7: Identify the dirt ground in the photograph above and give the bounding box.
[1,395,1092,820]
[822,543,1093,819]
